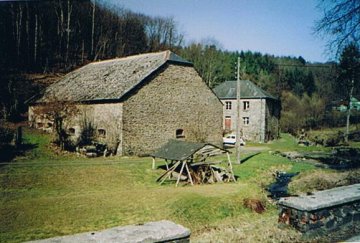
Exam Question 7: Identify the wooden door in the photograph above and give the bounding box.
[225,116,231,130]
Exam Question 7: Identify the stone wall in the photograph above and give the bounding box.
[27,220,190,243]
[278,184,360,239]
[122,63,223,156]
[279,202,360,233]
[222,98,281,142]
[29,103,123,153]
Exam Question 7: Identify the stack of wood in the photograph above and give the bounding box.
[152,140,235,187]
[157,160,235,186]
[190,162,234,184]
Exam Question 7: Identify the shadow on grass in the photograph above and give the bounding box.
[241,152,261,164]
[0,143,38,166]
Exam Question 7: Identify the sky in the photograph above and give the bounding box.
[111,0,330,63]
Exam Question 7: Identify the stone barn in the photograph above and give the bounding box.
[213,80,281,142]
[29,51,223,155]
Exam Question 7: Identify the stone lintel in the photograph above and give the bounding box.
[27,220,191,243]
[279,184,360,211]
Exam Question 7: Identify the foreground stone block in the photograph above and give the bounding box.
[278,183,360,237]
[28,220,190,243]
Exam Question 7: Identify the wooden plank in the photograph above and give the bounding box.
[159,161,181,185]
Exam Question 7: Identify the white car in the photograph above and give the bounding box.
[223,134,245,146]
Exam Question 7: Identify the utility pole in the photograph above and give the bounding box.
[236,56,241,164]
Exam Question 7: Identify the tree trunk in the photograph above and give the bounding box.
[345,79,355,143]
[65,0,72,65]
[34,13,38,63]
[91,0,96,56]
[15,4,23,58]
[81,39,84,63]
[26,2,30,63]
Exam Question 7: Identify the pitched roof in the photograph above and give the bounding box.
[151,140,228,161]
[212,80,278,100]
[36,51,192,103]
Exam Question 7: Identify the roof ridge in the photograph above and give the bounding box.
[90,51,169,66]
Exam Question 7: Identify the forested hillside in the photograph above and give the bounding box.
[0,0,358,134]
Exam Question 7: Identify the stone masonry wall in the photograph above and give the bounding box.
[122,63,223,156]
[222,98,266,142]
[222,98,280,142]
[29,103,123,154]
[279,201,360,235]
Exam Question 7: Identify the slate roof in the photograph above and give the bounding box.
[151,140,227,161]
[36,51,192,103]
[213,80,277,100]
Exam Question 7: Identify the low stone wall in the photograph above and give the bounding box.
[27,220,190,243]
[278,184,360,237]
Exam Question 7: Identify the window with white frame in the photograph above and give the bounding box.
[243,101,250,110]
[243,117,250,125]
[225,101,232,110]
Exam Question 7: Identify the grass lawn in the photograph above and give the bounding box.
[0,128,343,242]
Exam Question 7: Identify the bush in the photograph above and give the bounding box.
[0,125,16,161]
[78,118,97,146]
[0,126,14,145]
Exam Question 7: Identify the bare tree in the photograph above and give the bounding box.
[32,98,79,150]
[91,0,96,56]
[65,0,72,65]
[315,0,360,55]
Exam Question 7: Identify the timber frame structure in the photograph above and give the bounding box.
[151,140,236,187]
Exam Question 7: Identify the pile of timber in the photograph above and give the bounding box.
[157,161,235,186]
[190,162,234,184]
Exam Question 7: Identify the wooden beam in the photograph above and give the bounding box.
[157,161,180,184]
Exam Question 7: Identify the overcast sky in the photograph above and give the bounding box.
[111,0,330,63]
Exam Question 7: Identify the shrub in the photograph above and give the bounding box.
[0,126,14,145]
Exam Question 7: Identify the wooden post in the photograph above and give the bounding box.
[176,161,186,187]
[165,159,169,170]
[184,163,194,186]
[152,157,156,170]
[236,56,242,164]
[227,152,236,182]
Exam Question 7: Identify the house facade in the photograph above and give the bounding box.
[29,51,223,155]
[213,80,281,142]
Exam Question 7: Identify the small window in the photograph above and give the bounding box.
[176,129,185,138]
[98,129,106,138]
[68,128,75,135]
[225,101,232,110]
[46,122,53,128]
[243,117,250,125]
[243,101,250,110]
[37,123,43,128]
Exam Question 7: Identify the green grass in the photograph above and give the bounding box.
[0,128,348,242]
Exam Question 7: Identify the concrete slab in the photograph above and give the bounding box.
[27,220,190,243]
[279,183,360,211]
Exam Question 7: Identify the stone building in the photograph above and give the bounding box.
[29,51,223,155]
[213,80,281,142]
